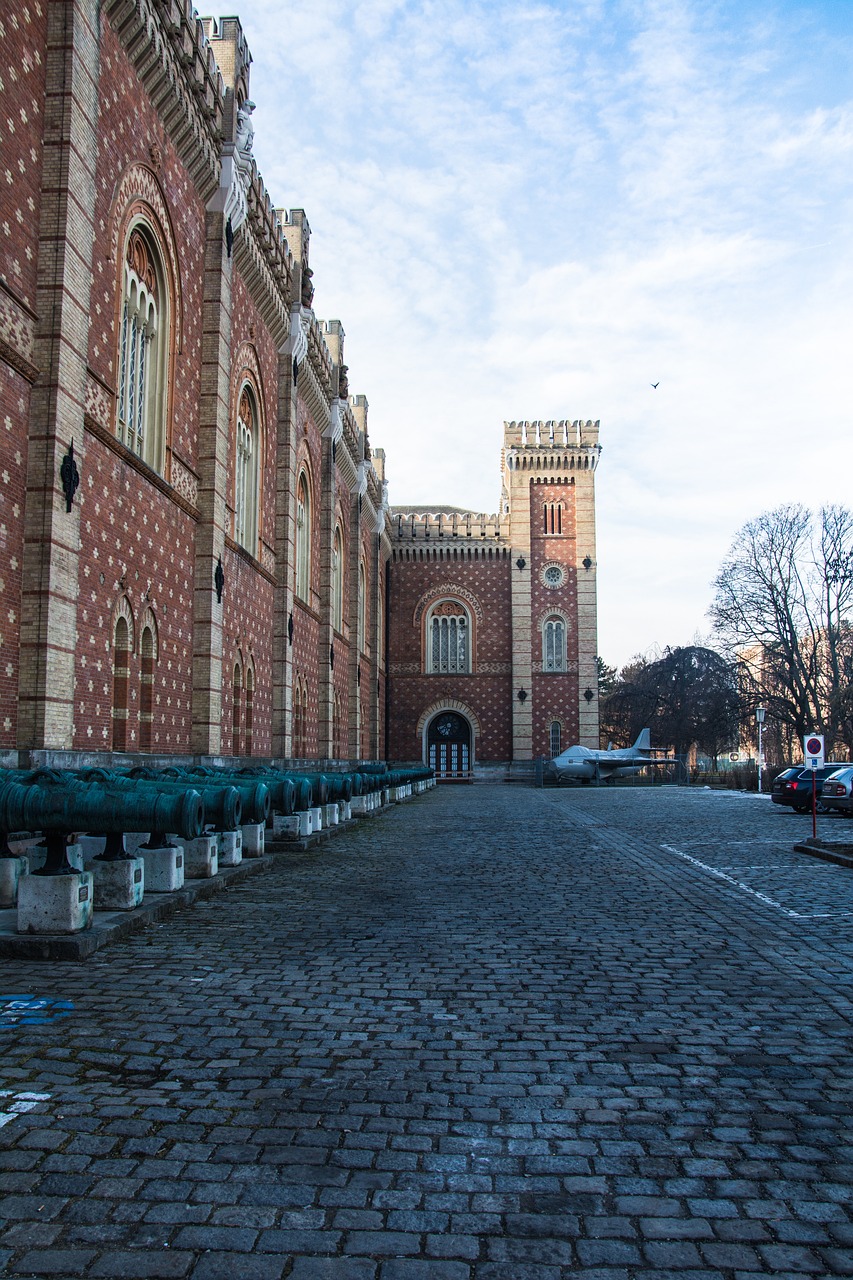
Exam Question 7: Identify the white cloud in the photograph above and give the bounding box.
[241,0,853,665]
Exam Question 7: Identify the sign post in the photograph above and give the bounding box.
[803,735,825,839]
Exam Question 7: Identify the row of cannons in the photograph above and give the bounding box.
[0,763,435,935]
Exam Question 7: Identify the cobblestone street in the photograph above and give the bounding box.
[2,784,853,1279]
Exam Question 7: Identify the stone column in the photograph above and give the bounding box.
[316,428,336,759]
[191,211,233,755]
[507,435,533,761]
[271,341,297,759]
[17,0,100,751]
[576,422,600,747]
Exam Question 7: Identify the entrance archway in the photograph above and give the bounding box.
[427,711,472,781]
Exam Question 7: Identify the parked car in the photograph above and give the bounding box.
[819,765,853,817]
[770,764,848,813]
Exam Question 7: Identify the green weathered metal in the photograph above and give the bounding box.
[0,780,204,875]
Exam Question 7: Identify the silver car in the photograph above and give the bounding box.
[820,765,853,816]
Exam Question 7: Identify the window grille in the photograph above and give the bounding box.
[543,618,566,672]
[550,721,562,756]
[234,388,258,553]
[295,474,311,601]
[332,529,344,632]
[117,227,166,472]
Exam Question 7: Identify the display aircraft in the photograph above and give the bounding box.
[547,728,671,784]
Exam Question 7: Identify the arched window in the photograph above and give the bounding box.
[139,625,155,751]
[232,662,242,756]
[357,562,366,652]
[550,721,562,757]
[234,386,259,554]
[117,224,169,473]
[295,472,311,602]
[543,501,563,535]
[245,665,254,757]
[112,616,131,751]
[292,679,308,757]
[377,590,383,668]
[426,600,471,674]
[543,617,566,672]
[332,526,344,632]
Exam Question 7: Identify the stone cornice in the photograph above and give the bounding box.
[105,0,223,197]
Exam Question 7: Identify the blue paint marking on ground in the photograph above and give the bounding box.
[0,995,74,1030]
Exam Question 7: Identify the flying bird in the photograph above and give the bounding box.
[650,382,659,389]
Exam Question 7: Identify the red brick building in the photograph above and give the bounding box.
[0,2,599,779]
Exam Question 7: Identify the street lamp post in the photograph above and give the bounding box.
[756,705,766,793]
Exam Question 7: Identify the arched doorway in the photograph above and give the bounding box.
[427,711,472,781]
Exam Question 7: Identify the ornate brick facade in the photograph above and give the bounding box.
[0,2,599,776]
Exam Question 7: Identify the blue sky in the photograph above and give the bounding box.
[239,0,853,667]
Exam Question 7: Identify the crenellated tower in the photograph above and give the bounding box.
[502,420,601,754]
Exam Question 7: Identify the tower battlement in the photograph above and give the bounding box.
[503,420,600,450]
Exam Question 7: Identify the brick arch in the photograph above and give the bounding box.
[416,699,481,739]
[137,605,159,659]
[413,582,483,627]
[536,606,572,630]
[109,162,183,352]
[231,342,266,427]
[111,594,136,653]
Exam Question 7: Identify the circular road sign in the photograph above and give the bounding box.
[806,737,823,756]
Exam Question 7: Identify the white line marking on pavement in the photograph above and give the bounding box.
[0,1090,51,1128]
[660,845,853,919]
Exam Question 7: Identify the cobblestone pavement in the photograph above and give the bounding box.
[1,784,853,1279]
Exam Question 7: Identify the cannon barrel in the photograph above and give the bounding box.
[154,767,283,819]
[124,769,270,825]
[0,780,203,847]
[296,772,353,803]
[286,773,328,807]
[75,771,244,831]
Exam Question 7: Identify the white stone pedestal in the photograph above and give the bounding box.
[181,836,217,879]
[350,795,369,816]
[0,856,28,908]
[26,844,84,875]
[218,830,242,867]
[124,832,148,855]
[78,835,106,861]
[17,871,94,934]
[241,823,264,857]
[323,803,339,828]
[339,801,352,821]
[141,845,184,892]
[275,811,312,838]
[91,858,145,910]
[309,806,323,832]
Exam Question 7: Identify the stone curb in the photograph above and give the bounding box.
[793,839,853,871]
[0,800,417,961]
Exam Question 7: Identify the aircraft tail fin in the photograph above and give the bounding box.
[633,728,651,752]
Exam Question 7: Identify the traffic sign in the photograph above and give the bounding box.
[804,734,824,768]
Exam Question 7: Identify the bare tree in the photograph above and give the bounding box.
[709,504,853,757]
[600,645,740,762]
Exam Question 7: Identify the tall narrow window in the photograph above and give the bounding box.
[332,527,344,632]
[550,721,562,756]
[234,387,259,553]
[245,666,254,757]
[112,617,131,751]
[117,225,168,473]
[543,617,566,672]
[292,683,303,758]
[377,590,383,668]
[544,502,563,535]
[427,601,471,673]
[232,663,242,756]
[295,473,311,602]
[139,626,155,751]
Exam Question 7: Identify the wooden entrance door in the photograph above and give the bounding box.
[427,712,472,781]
